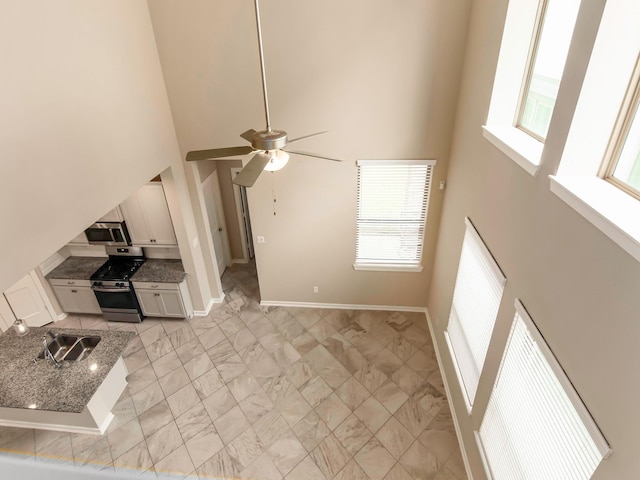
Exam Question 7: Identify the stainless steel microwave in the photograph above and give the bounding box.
[84,222,131,247]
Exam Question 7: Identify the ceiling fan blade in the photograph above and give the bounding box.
[232,153,270,187]
[240,129,256,142]
[286,131,328,145]
[186,146,254,162]
[285,150,343,162]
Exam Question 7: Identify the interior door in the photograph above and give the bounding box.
[202,170,231,276]
[4,273,54,327]
[239,183,255,259]
[231,167,255,261]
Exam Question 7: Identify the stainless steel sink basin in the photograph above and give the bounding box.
[36,334,78,362]
[37,334,101,363]
[63,336,101,362]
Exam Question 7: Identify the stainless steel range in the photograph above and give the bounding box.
[91,246,145,323]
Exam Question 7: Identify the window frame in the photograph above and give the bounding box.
[601,54,640,201]
[353,159,436,273]
[483,0,581,175]
[514,0,548,142]
[550,0,640,264]
[476,299,611,480]
[445,217,506,411]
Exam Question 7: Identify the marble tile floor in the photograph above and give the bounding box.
[0,263,467,480]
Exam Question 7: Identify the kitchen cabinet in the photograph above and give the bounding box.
[133,280,193,319]
[67,232,88,245]
[120,183,177,247]
[98,206,124,223]
[50,279,101,314]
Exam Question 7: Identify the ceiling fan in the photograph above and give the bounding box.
[186,0,342,187]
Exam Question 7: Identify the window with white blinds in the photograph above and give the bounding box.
[477,300,611,480]
[355,160,436,271]
[445,217,506,408]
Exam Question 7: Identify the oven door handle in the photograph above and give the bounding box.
[92,286,131,293]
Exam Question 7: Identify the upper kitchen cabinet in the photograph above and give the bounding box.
[67,232,88,245]
[98,206,124,223]
[120,183,177,247]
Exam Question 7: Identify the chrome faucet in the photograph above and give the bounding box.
[42,331,61,368]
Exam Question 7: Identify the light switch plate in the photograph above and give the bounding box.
[256,236,265,244]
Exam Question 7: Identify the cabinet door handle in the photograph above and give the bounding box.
[151,285,159,288]
[67,281,75,285]
[154,293,160,297]
[71,289,77,293]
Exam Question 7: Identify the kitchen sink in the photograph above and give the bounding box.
[36,334,101,363]
[63,336,101,362]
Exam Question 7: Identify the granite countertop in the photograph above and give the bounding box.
[46,256,107,280]
[0,327,134,413]
[132,259,187,283]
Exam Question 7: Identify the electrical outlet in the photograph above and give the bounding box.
[313,286,319,293]
[256,236,265,244]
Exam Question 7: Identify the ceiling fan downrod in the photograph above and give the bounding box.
[253,0,272,133]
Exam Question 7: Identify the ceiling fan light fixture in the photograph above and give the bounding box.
[264,150,289,171]
[185,0,343,188]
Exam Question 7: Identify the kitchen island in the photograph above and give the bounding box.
[0,327,134,434]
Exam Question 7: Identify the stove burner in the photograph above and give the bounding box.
[91,259,145,282]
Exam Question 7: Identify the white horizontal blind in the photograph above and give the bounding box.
[478,301,611,480]
[446,218,505,406]
[355,160,435,266]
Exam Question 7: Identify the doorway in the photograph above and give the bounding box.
[199,163,260,302]
[3,272,55,327]
[201,170,232,276]
[230,167,255,262]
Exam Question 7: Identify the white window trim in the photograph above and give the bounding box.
[482,125,543,176]
[551,0,640,264]
[476,299,611,479]
[353,159,435,273]
[483,0,545,176]
[353,263,423,273]
[549,176,640,262]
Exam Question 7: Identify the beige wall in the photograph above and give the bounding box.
[148,0,472,307]
[428,0,640,477]
[0,1,219,310]
[0,0,177,292]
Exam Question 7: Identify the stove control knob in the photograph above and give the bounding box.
[116,282,125,287]
[93,282,102,287]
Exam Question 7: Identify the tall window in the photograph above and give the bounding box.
[477,301,611,480]
[445,218,506,408]
[549,0,640,264]
[483,0,583,175]
[603,57,640,199]
[354,160,435,272]
[516,0,581,140]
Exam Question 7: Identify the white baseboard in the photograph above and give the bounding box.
[193,294,225,317]
[425,311,474,480]
[259,300,428,314]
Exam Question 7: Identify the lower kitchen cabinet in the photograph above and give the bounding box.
[49,279,101,314]
[133,280,193,319]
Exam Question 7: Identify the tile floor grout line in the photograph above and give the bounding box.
[0,261,466,480]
